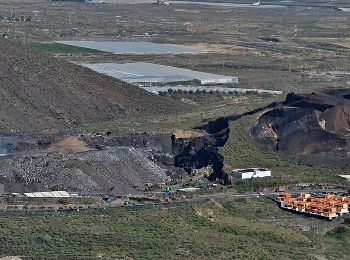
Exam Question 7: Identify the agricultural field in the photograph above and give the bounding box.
[1,0,350,93]
[23,42,105,54]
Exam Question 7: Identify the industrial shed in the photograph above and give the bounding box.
[81,62,238,85]
[22,191,71,198]
[233,168,271,180]
[193,77,236,85]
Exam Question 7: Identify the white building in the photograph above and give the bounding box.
[233,168,271,180]
[80,62,238,85]
[177,187,201,193]
[22,191,71,198]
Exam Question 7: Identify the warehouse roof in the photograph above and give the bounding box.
[23,191,71,198]
[81,62,238,85]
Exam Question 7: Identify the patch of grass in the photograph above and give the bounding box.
[23,42,104,54]
[0,198,349,259]
[76,94,278,133]
[162,80,194,86]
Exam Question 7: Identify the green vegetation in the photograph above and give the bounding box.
[23,42,104,54]
[2,197,101,208]
[164,80,194,86]
[77,93,278,133]
[0,198,349,259]
[221,115,349,192]
[76,116,203,134]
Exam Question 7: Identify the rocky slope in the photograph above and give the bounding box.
[0,127,230,193]
[173,120,231,184]
[0,38,189,132]
[0,133,174,194]
[253,89,350,165]
[0,146,170,194]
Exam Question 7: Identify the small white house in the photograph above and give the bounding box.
[177,187,201,193]
[233,168,271,180]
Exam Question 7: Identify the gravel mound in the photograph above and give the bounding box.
[0,147,170,193]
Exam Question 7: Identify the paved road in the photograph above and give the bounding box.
[0,188,347,214]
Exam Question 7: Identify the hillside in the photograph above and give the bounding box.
[252,89,350,165]
[0,39,189,132]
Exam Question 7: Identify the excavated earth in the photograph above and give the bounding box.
[0,38,189,132]
[0,147,170,195]
[0,125,231,194]
[0,132,174,194]
[253,89,350,165]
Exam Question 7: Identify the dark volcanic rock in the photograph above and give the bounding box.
[173,119,231,185]
[253,89,350,165]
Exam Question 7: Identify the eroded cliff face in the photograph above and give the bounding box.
[171,102,280,184]
[253,89,350,165]
[172,118,231,184]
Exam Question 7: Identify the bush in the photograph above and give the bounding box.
[328,226,350,239]
[58,198,69,205]
[345,217,350,225]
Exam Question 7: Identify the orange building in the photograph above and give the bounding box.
[277,192,350,220]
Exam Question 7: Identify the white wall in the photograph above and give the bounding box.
[234,169,271,179]
[200,77,238,85]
